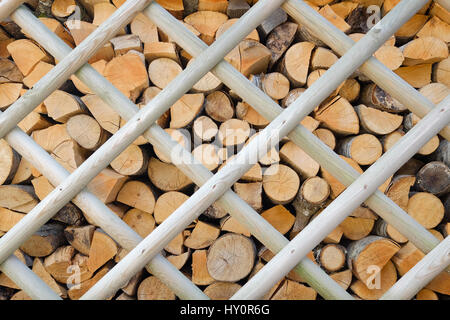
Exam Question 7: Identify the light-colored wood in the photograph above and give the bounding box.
[192,144,221,171]
[157,0,184,18]
[44,90,86,123]
[51,0,76,18]
[140,86,170,129]
[402,36,448,66]
[0,207,25,232]
[18,111,51,135]
[313,128,336,150]
[116,180,155,214]
[319,4,350,33]
[350,260,397,300]
[225,40,271,77]
[254,72,290,101]
[433,57,450,87]
[154,129,189,163]
[147,157,192,191]
[184,10,228,45]
[205,91,234,122]
[314,96,360,135]
[0,139,20,185]
[191,249,215,286]
[87,229,118,273]
[123,209,155,238]
[110,34,142,56]
[404,113,440,155]
[320,156,362,199]
[137,276,176,300]
[263,164,300,205]
[167,251,190,270]
[280,42,315,87]
[110,144,149,176]
[6,39,52,76]
[234,182,262,211]
[154,191,189,224]
[67,114,106,150]
[0,83,22,111]
[218,119,250,146]
[311,47,338,70]
[68,263,113,300]
[51,140,86,173]
[375,219,408,244]
[0,185,38,213]
[271,279,317,300]
[374,45,404,71]
[193,116,218,142]
[236,101,269,128]
[32,258,67,298]
[261,205,295,235]
[416,288,439,300]
[417,16,450,43]
[185,221,220,249]
[170,93,205,129]
[216,18,259,41]
[340,216,375,241]
[104,53,148,101]
[407,192,444,229]
[386,175,416,210]
[44,246,92,284]
[315,244,346,273]
[355,104,403,135]
[220,216,251,237]
[207,233,255,282]
[394,63,432,89]
[361,84,407,113]
[64,225,95,256]
[37,17,75,48]
[395,14,429,41]
[20,223,65,257]
[347,236,400,285]
[144,41,178,63]
[338,79,360,103]
[86,168,128,204]
[131,12,159,43]
[204,282,242,300]
[338,134,383,166]
[0,58,23,83]
[266,22,297,68]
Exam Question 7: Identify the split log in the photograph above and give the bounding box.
[0,185,38,213]
[157,0,184,18]
[225,40,271,77]
[433,57,450,87]
[64,225,95,256]
[236,101,269,128]
[169,93,205,129]
[350,260,397,300]
[154,191,189,224]
[233,182,262,211]
[416,289,439,301]
[190,64,222,94]
[407,192,444,229]
[165,232,185,255]
[315,244,346,273]
[87,229,118,273]
[311,47,338,70]
[192,249,215,286]
[261,205,295,235]
[321,156,362,199]
[0,58,23,83]
[44,246,92,284]
[110,34,142,56]
[216,19,259,41]
[44,90,86,123]
[403,113,440,155]
[6,39,52,76]
[204,282,242,300]
[292,177,329,229]
[258,8,287,39]
[205,91,234,122]
[137,276,175,300]
[417,16,450,43]
[204,202,228,219]
[18,111,51,135]
[68,263,114,300]
[338,134,383,166]
[105,53,149,101]
[402,37,448,66]
[67,114,107,150]
[0,82,22,110]
[220,215,251,237]
[373,45,404,71]
[361,84,407,113]
[395,14,429,42]
[354,104,403,135]
[0,207,25,232]
[51,0,76,18]
[185,221,220,249]
[192,144,221,171]
[148,57,181,90]
[271,279,317,300]
[193,116,218,142]
[167,251,190,270]
[392,242,450,295]
[110,145,149,176]
[207,233,255,282]
[10,291,31,300]
[51,140,86,173]
[32,258,67,298]
[313,128,336,150]
[338,78,360,103]
[140,86,170,129]
[250,72,290,101]
[330,1,357,19]
[0,139,20,185]
[415,161,450,196]
[280,42,315,87]
[87,168,128,204]
[394,63,432,88]
[218,119,250,146]
[340,216,375,241]
[71,60,107,95]
[154,129,189,163]
[374,219,408,244]
[314,96,360,135]
[37,18,75,48]
[385,175,416,210]
[263,164,300,205]
[144,42,178,63]
[319,4,350,33]
[147,157,192,191]
[130,13,159,43]
[266,22,298,68]
[122,209,155,238]
[347,236,400,285]
[330,269,353,290]
[227,0,249,18]
[20,223,65,257]
[184,10,228,45]
[116,180,155,214]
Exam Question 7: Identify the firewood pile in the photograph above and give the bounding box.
[0,0,448,300]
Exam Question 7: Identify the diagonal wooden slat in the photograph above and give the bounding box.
[80,0,434,300]
[8,4,350,300]
[145,1,441,257]
[232,96,450,299]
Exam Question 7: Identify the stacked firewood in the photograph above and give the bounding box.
[0,0,449,300]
